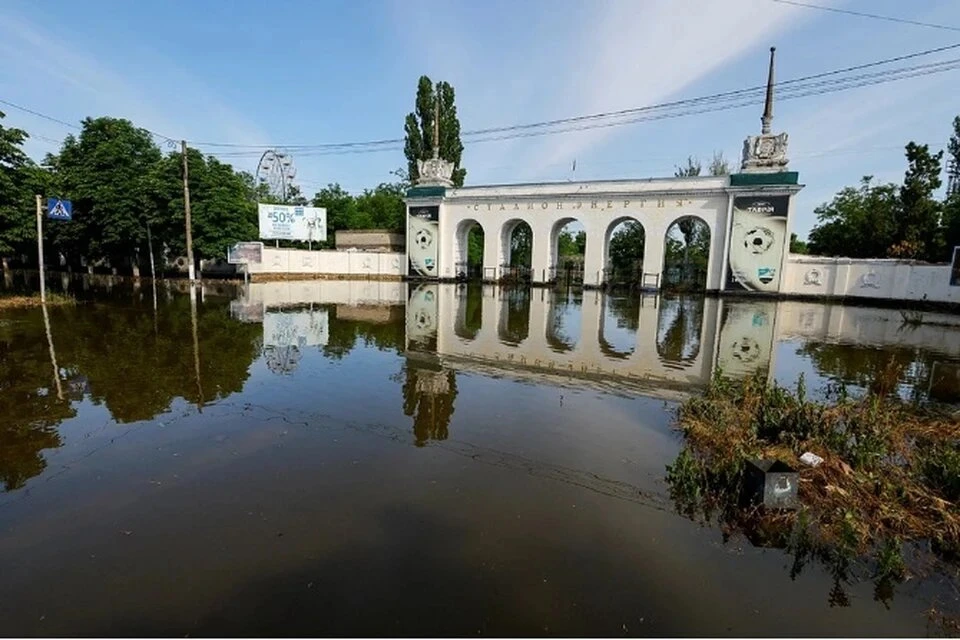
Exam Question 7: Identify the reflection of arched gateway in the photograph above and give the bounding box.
[402,356,457,447]
[498,288,531,345]
[406,49,800,290]
[656,296,705,369]
[454,283,483,340]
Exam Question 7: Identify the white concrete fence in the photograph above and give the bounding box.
[246,248,405,279]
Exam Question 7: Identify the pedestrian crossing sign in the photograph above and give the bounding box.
[47,198,72,221]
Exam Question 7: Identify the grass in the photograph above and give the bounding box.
[0,293,76,310]
[666,366,960,614]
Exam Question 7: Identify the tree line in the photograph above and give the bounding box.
[806,116,960,262]
[0,112,410,275]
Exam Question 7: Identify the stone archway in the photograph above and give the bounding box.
[454,219,484,279]
[663,215,711,291]
[603,216,646,287]
[549,217,585,284]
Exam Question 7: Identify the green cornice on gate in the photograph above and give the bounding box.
[406,186,446,199]
[729,172,799,187]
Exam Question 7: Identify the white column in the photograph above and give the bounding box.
[531,221,551,284]
[582,223,605,287]
[641,222,665,291]
[483,227,500,281]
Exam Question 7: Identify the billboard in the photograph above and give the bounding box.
[258,204,327,242]
[408,205,439,278]
[726,195,789,292]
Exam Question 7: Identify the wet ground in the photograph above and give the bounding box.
[1,273,959,636]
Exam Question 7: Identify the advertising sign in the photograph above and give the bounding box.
[258,204,327,242]
[726,195,789,292]
[408,205,439,278]
[227,242,263,265]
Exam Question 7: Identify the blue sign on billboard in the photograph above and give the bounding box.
[47,198,72,221]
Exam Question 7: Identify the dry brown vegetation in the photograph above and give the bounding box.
[0,294,75,310]
[667,365,960,613]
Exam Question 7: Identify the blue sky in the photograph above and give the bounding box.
[1,0,959,239]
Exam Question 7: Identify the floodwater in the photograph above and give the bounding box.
[1,273,959,637]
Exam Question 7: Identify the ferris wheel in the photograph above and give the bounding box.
[255,149,297,202]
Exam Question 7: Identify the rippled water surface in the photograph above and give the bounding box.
[1,273,958,636]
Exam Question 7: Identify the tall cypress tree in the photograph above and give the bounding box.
[403,76,466,187]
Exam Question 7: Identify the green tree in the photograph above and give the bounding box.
[0,113,51,271]
[675,156,702,177]
[509,223,532,267]
[46,117,162,273]
[790,233,808,254]
[557,230,586,259]
[312,183,359,247]
[608,222,646,273]
[354,182,406,231]
[152,148,258,265]
[943,116,960,252]
[892,142,943,261]
[708,151,731,176]
[808,177,899,258]
[403,75,466,187]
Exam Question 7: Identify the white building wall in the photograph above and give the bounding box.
[436,177,735,289]
[782,256,960,304]
[247,248,405,279]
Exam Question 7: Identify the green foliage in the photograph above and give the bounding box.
[808,128,955,262]
[0,111,40,261]
[608,221,645,274]
[674,156,701,177]
[509,223,532,267]
[466,225,484,267]
[557,230,585,259]
[310,181,407,249]
[789,232,808,254]
[891,142,943,261]
[674,151,729,177]
[664,217,710,290]
[403,75,467,187]
[808,177,900,259]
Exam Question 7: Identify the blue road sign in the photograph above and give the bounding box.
[47,198,72,221]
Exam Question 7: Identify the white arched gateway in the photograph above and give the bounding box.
[406,49,802,292]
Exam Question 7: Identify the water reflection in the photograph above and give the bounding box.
[2,276,960,634]
[2,276,959,496]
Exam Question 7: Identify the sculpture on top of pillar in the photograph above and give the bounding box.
[740,47,789,174]
[416,97,455,187]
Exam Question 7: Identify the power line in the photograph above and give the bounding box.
[771,0,960,33]
[190,41,960,152]
[204,56,960,159]
[0,98,81,131]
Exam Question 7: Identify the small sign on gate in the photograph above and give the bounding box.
[228,242,263,265]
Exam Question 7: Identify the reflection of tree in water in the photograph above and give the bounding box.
[546,290,579,353]
[796,342,939,402]
[264,344,303,375]
[323,306,405,360]
[656,296,704,365]
[454,284,483,340]
[599,296,641,359]
[0,316,76,491]
[498,287,531,345]
[401,359,457,446]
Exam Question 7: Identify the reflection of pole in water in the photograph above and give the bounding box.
[41,300,63,400]
[190,283,204,411]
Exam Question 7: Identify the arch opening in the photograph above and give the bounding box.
[454,219,485,281]
[604,217,646,289]
[549,218,585,286]
[500,219,533,284]
[663,216,710,291]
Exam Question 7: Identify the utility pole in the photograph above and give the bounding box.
[35,195,46,304]
[181,140,196,282]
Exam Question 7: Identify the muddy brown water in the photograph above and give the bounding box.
[1,273,959,636]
